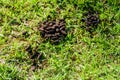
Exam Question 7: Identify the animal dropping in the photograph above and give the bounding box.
[82,10,100,32]
[39,19,67,44]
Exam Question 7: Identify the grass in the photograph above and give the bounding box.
[0,0,120,80]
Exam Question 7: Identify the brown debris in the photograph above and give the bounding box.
[38,19,67,44]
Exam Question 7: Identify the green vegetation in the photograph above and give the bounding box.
[0,0,120,80]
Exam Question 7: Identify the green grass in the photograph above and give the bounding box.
[0,0,120,80]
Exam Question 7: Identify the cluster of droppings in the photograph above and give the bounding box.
[39,19,67,44]
[82,11,100,32]
[25,45,46,71]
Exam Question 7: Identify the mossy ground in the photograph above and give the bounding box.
[0,0,120,80]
